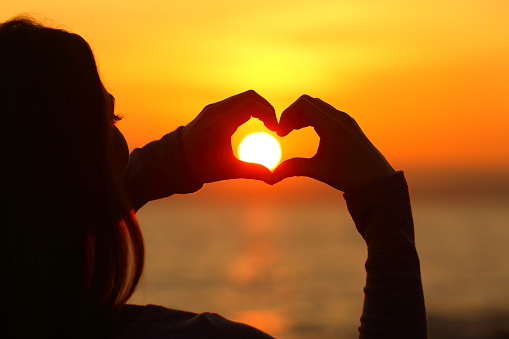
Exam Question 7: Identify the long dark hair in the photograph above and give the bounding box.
[0,16,144,338]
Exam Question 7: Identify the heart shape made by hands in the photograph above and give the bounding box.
[231,118,319,170]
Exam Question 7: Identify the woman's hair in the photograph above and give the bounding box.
[0,16,144,338]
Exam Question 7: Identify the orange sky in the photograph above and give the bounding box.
[2,0,509,174]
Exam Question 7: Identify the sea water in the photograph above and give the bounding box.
[130,182,509,339]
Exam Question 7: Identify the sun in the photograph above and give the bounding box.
[238,132,282,170]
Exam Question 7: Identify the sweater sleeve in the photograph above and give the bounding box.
[123,126,203,211]
[343,171,427,338]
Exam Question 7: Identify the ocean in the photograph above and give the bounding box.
[129,179,509,339]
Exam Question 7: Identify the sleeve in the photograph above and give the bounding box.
[123,126,204,211]
[343,171,428,339]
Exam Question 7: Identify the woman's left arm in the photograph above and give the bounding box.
[124,90,278,211]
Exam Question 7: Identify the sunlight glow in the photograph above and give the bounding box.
[3,1,508,168]
[238,132,281,170]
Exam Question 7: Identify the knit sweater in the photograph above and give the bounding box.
[120,127,427,338]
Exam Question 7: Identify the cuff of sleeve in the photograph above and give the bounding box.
[168,126,204,194]
[343,171,410,238]
[123,126,203,211]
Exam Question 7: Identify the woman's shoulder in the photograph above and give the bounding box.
[113,304,275,339]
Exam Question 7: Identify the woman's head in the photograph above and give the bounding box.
[0,16,143,338]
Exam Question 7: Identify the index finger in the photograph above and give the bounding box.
[277,95,329,137]
[311,98,357,127]
[227,98,278,132]
[209,90,277,131]
[211,90,275,115]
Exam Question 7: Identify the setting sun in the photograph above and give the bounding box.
[238,132,281,170]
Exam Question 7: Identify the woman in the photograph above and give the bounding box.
[0,16,144,338]
[1,16,427,339]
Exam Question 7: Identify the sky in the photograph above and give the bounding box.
[2,1,508,194]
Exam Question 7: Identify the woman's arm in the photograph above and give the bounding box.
[273,95,427,338]
[345,171,427,338]
[124,90,278,211]
[123,126,203,211]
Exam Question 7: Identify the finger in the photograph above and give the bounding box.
[312,98,345,117]
[209,90,275,117]
[277,95,328,137]
[227,99,278,132]
[232,159,275,185]
[272,157,315,184]
[312,98,358,126]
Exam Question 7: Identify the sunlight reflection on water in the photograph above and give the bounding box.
[130,194,509,339]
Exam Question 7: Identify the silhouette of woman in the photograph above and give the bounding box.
[0,17,143,338]
[1,16,427,339]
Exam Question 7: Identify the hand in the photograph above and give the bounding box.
[181,90,278,184]
[273,95,395,192]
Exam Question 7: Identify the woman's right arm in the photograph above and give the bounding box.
[344,171,427,338]
[273,95,427,338]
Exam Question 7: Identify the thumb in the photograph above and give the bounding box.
[272,157,315,184]
[234,160,275,185]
